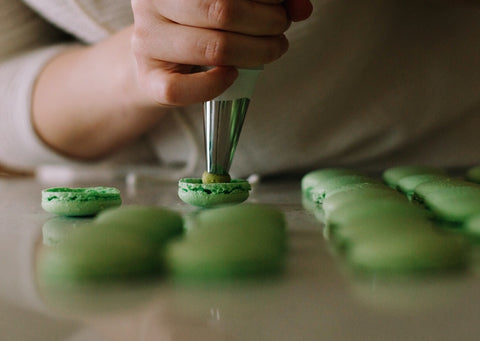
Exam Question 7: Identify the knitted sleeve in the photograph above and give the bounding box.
[0,1,133,172]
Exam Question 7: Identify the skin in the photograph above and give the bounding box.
[31,0,313,160]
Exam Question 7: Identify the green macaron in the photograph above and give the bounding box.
[37,225,160,284]
[466,166,480,184]
[178,178,251,208]
[464,213,480,238]
[309,174,378,205]
[94,205,184,246]
[382,166,446,189]
[412,178,473,204]
[41,187,121,217]
[396,173,450,201]
[164,204,286,280]
[322,184,404,220]
[326,198,431,228]
[347,229,469,274]
[301,168,360,201]
[423,188,480,224]
[42,217,93,247]
[331,216,434,250]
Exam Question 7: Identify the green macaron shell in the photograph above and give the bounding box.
[38,226,159,284]
[322,184,403,220]
[190,203,286,248]
[331,217,433,250]
[464,214,480,238]
[94,205,183,245]
[396,173,450,200]
[347,230,469,273]
[309,174,378,205]
[301,168,359,200]
[466,165,480,184]
[42,217,93,247]
[178,178,251,208]
[326,198,431,228]
[41,187,121,217]
[382,166,446,189]
[165,204,286,280]
[424,189,480,224]
[412,178,473,204]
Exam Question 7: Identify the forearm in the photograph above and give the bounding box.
[32,26,166,160]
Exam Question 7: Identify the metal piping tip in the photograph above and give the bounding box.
[203,67,262,176]
[204,98,250,175]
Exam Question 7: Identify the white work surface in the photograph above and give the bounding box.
[0,175,479,341]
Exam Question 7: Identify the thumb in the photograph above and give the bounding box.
[148,66,239,106]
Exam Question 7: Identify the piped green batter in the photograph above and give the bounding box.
[202,171,231,184]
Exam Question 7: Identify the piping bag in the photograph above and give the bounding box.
[203,67,263,180]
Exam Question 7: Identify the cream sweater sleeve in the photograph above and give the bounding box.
[0,0,132,172]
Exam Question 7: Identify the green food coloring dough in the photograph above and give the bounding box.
[412,178,473,204]
[178,178,251,208]
[164,204,286,280]
[347,230,469,274]
[466,165,480,184]
[301,168,360,200]
[382,166,446,189]
[42,217,93,247]
[465,214,480,238]
[309,175,378,205]
[37,226,159,284]
[323,189,407,222]
[94,205,183,246]
[326,198,431,228]
[331,217,433,249]
[201,171,231,184]
[424,189,480,224]
[41,187,121,217]
[396,174,450,200]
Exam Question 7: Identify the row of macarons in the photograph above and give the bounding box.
[301,165,480,274]
[39,193,287,284]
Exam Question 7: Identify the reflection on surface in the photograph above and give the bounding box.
[3,178,480,340]
[42,217,93,247]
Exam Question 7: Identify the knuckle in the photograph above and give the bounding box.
[201,34,231,65]
[206,0,234,27]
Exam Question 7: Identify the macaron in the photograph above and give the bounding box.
[37,226,160,284]
[412,178,472,204]
[322,183,403,220]
[466,166,480,184]
[301,168,359,201]
[164,204,286,280]
[331,216,433,250]
[423,188,480,224]
[326,198,431,228]
[94,205,184,246]
[309,174,378,205]
[396,173,450,201]
[41,187,121,217]
[42,217,93,247]
[464,213,480,238]
[178,178,251,208]
[347,229,469,274]
[382,166,446,189]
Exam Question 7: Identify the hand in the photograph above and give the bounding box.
[131,0,313,106]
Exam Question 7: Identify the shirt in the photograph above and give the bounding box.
[1,0,479,178]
